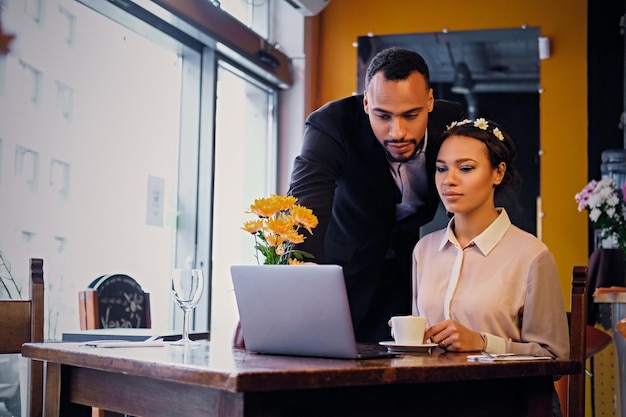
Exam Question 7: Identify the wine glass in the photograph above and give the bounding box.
[171,268,204,345]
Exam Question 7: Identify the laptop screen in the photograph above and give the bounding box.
[231,264,373,359]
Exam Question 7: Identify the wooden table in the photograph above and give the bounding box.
[22,341,580,417]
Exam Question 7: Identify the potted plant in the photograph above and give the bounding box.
[234,194,318,348]
[575,178,626,254]
[241,194,318,265]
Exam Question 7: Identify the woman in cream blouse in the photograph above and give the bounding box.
[413,118,569,360]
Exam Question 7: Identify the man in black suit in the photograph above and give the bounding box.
[288,47,465,342]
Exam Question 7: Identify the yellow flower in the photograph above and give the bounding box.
[264,234,285,247]
[247,194,297,218]
[272,194,298,211]
[241,219,264,234]
[266,216,295,235]
[242,194,318,265]
[290,204,319,234]
[282,229,305,244]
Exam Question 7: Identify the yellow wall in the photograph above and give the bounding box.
[312,0,589,304]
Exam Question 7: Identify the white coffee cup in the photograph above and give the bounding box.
[390,315,426,345]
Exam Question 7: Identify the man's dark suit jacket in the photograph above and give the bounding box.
[288,94,464,342]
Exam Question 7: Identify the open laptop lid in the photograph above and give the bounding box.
[231,264,381,359]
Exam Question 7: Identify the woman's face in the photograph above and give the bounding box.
[435,135,504,216]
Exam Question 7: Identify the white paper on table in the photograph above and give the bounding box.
[467,353,554,362]
[80,340,167,348]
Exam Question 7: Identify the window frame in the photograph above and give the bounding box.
[77,0,283,333]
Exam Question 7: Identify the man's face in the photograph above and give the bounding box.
[363,71,434,162]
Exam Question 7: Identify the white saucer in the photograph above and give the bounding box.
[379,341,438,353]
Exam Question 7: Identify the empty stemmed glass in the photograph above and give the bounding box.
[171,267,204,345]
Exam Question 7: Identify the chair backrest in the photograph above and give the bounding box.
[567,265,588,417]
[555,265,613,417]
[78,274,151,329]
[0,258,44,417]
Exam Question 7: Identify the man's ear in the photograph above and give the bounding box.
[427,88,434,112]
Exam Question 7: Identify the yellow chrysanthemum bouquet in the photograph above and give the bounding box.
[242,194,319,265]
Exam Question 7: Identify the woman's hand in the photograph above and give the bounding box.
[424,319,484,351]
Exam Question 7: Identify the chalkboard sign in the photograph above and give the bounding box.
[89,274,151,329]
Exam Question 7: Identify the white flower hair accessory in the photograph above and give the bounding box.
[492,127,505,141]
[446,118,505,141]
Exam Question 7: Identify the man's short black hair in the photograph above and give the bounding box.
[365,47,430,89]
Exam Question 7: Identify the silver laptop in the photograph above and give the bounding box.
[230,264,393,359]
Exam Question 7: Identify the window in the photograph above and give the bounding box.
[0,0,283,346]
[209,60,277,338]
[1,0,188,340]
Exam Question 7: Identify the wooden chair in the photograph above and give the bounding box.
[0,258,44,417]
[78,274,151,330]
[555,266,612,417]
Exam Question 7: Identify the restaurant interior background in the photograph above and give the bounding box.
[0,0,625,415]
[314,2,624,415]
